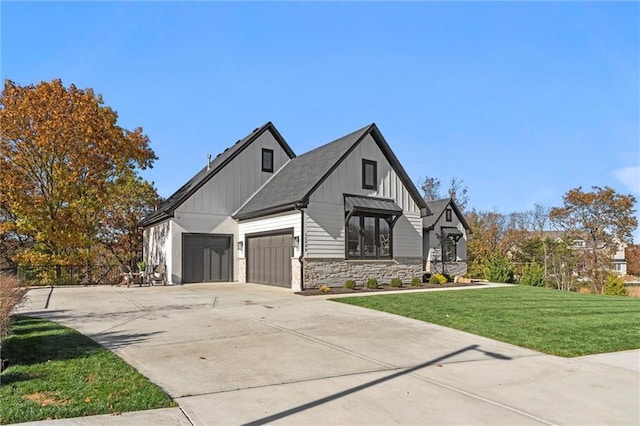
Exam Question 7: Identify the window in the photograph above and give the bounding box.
[573,239,585,248]
[362,159,377,190]
[262,148,274,173]
[442,237,457,262]
[445,208,452,222]
[346,213,392,259]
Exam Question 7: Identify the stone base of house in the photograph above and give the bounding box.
[303,257,423,288]
[238,258,246,283]
[291,257,302,292]
[426,261,468,277]
[238,257,302,291]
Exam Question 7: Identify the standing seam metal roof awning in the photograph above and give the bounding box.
[344,195,403,228]
[344,195,403,215]
[442,228,464,242]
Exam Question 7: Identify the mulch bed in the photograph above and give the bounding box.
[295,281,486,296]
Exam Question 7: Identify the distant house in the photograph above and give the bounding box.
[422,198,471,276]
[569,235,627,276]
[529,231,627,276]
[140,122,431,290]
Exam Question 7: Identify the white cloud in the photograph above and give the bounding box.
[614,166,640,196]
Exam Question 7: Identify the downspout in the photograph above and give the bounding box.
[296,206,305,290]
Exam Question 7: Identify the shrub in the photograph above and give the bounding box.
[389,278,403,288]
[365,278,379,289]
[484,254,515,283]
[0,272,27,345]
[520,261,545,287]
[318,284,331,293]
[343,280,356,289]
[410,277,422,287]
[429,274,447,284]
[602,274,628,296]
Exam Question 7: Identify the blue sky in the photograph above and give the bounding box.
[2,2,639,239]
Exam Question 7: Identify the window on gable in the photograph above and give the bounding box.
[362,159,377,190]
[445,208,452,222]
[262,148,274,173]
[346,213,392,259]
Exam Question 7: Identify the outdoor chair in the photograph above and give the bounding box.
[150,264,167,286]
[118,264,135,287]
[143,264,155,286]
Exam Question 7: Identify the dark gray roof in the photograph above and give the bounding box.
[233,123,429,220]
[139,122,295,227]
[423,198,471,232]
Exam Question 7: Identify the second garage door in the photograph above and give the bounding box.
[246,232,293,288]
[182,234,232,283]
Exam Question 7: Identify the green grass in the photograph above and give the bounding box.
[332,285,640,357]
[0,316,175,424]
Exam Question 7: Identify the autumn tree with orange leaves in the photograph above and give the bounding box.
[550,186,637,293]
[0,79,158,269]
[625,244,640,276]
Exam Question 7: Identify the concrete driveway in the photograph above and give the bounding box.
[17,283,640,425]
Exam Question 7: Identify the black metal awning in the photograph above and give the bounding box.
[344,195,402,215]
[443,228,464,242]
[344,195,403,226]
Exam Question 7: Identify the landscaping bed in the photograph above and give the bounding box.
[296,280,485,296]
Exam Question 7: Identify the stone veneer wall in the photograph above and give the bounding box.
[427,261,468,277]
[303,257,423,288]
[238,258,246,283]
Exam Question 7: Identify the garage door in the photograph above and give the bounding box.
[246,232,293,288]
[182,234,232,283]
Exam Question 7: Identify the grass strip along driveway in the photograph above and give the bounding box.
[333,285,640,357]
[0,316,175,424]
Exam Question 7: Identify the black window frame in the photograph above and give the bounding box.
[445,208,452,222]
[362,159,377,190]
[345,212,392,260]
[442,236,457,262]
[262,148,274,173]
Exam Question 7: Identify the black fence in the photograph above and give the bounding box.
[16,264,123,286]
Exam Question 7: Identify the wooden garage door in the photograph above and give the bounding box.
[182,234,232,283]
[246,232,293,288]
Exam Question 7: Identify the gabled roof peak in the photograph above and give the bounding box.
[234,122,428,220]
[139,121,295,227]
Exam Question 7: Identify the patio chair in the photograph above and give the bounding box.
[150,264,167,286]
[143,264,155,286]
[118,264,135,287]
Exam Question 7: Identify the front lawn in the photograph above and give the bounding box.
[332,285,640,357]
[0,316,175,424]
